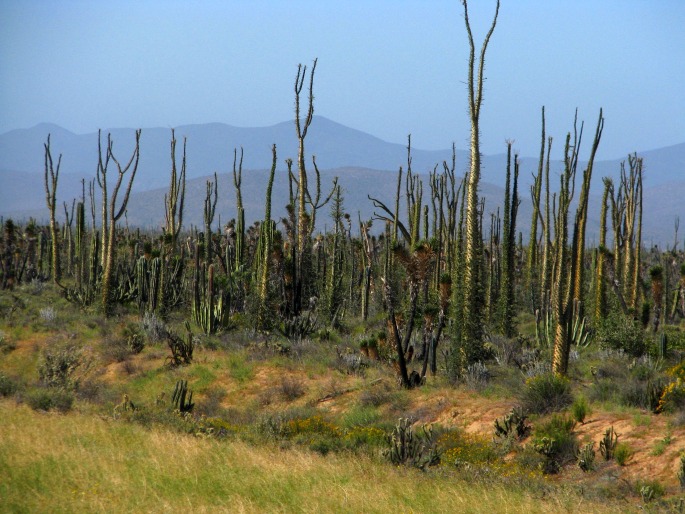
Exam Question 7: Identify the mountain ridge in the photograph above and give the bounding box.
[1,117,683,244]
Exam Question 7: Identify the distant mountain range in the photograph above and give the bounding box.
[1,117,683,245]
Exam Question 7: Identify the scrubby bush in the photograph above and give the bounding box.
[358,383,394,408]
[595,312,647,357]
[25,387,74,413]
[38,343,85,390]
[0,372,18,397]
[619,379,664,413]
[614,443,633,466]
[39,306,57,324]
[464,361,490,391]
[571,396,590,424]
[279,376,306,401]
[0,330,16,353]
[533,415,577,474]
[141,312,166,342]
[521,373,572,414]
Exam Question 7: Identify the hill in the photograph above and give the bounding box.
[1,118,683,244]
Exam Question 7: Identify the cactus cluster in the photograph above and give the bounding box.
[171,379,194,413]
[383,418,440,470]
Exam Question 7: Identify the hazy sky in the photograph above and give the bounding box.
[1,0,684,159]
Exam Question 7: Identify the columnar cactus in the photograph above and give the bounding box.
[43,135,61,284]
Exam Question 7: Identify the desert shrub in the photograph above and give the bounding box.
[464,361,490,391]
[521,373,572,415]
[140,312,166,342]
[123,323,145,354]
[197,387,227,417]
[0,330,16,353]
[656,380,685,413]
[38,343,85,390]
[490,334,533,367]
[76,378,116,405]
[102,334,134,363]
[677,453,685,490]
[343,425,387,449]
[571,395,590,424]
[38,306,57,324]
[588,379,620,403]
[532,415,578,474]
[619,379,664,413]
[358,384,394,408]
[25,387,74,413]
[439,431,499,467]
[636,480,665,503]
[614,443,633,466]
[656,362,685,413]
[521,359,552,379]
[279,376,306,401]
[595,312,647,357]
[341,405,382,428]
[0,372,18,397]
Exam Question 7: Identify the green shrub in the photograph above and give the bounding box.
[343,425,387,449]
[595,312,647,357]
[0,330,16,353]
[25,387,74,413]
[664,326,685,351]
[571,396,590,424]
[358,383,394,407]
[521,373,572,414]
[123,323,145,354]
[614,443,633,466]
[677,453,685,490]
[532,415,577,474]
[0,372,18,397]
[38,343,84,390]
[588,379,619,403]
[619,379,664,413]
[279,376,306,401]
[341,405,382,429]
[636,480,664,503]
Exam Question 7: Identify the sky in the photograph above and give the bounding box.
[1,0,684,160]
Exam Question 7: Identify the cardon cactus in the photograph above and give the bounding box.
[171,379,194,413]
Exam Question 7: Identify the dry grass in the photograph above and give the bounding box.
[0,401,635,513]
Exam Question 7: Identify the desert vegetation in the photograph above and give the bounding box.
[2,1,685,512]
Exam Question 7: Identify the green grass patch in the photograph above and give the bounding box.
[0,402,633,513]
[225,353,255,383]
